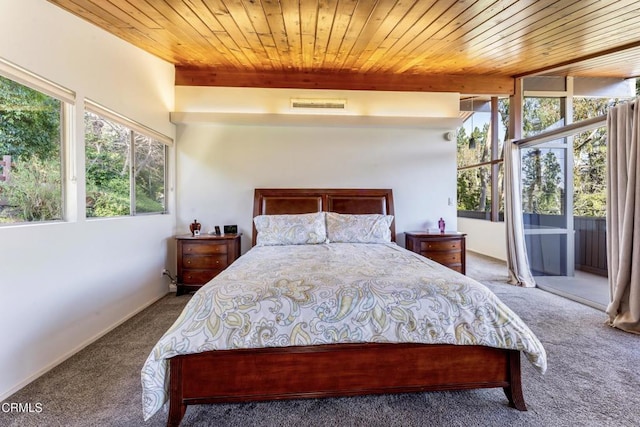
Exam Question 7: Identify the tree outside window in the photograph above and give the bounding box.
[457,94,634,222]
[85,110,165,217]
[0,75,63,223]
[572,98,615,218]
[457,98,508,219]
[521,147,564,215]
[134,134,165,214]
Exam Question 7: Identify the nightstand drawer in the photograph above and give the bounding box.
[181,269,223,284]
[183,254,227,269]
[182,242,228,255]
[176,233,242,295]
[420,240,462,252]
[423,251,462,265]
[405,231,466,275]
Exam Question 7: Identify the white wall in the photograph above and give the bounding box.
[458,217,507,261]
[176,123,457,251]
[174,86,459,118]
[174,88,461,252]
[0,0,175,400]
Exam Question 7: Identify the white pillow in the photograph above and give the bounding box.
[325,212,393,243]
[254,212,327,246]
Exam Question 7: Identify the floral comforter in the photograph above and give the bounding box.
[141,243,547,420]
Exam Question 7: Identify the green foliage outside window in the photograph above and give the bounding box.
[0,157,62,221]
[134,134,165,214]
[0,73,165,224]
[521,148,563,215]
[523,97,562,137]
[0,76,62,223]
[85,111,131,217]
[85,111,165,218]
[457,99,508,213]
[572,98,612,217]
[457,93,634,220]
[520,98,564,215]
[457,165,491,214]
[0,76,61,160]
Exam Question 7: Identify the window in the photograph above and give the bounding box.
[521,145,566,216]
[457,164,492,219]
[134,134,166,214]
[457,97,508,220]
[457,110,491,168]
[572,97,618,218]
[523,97,564,137]
[85,104,167,218]
[457,78,637,224]
[0,74,67,224]
[0,61,169,223]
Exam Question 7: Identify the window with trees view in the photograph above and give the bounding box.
[0,75,64,224]
[457,98,508,219]
[572,98,611,217]
[519,97,623,219]
[521,146,565,216]
[520,97,566,217]
[85,110,166,217]
[1,63,169,225]
[457,85,638,223]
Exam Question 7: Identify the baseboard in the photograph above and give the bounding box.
[0,291,170,402]
[467,250,507,264]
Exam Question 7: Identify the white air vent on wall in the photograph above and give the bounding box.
[290,98,347,109]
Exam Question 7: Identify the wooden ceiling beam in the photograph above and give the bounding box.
[175,67,514,95]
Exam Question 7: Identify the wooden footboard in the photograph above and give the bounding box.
[167,343,526,426]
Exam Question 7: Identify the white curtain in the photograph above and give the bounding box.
[606,99,640,334]
[504,140,536,287]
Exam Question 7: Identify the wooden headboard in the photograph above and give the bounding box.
[252,188,395,246]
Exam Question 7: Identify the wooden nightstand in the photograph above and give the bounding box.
[175,234,241,295]
[405,231,467,275]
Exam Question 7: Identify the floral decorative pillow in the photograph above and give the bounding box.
[254,212,327,246]
[326,212,393,243]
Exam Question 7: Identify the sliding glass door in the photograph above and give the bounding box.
[521,96,573,276]
[521,139,573,276]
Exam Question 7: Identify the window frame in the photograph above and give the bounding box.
[457,96,505,222]
[0,58,74,225]
[84,100,171,218]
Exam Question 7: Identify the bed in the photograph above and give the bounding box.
[142,188,546,426]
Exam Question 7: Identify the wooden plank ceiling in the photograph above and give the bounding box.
[48,0,640,95]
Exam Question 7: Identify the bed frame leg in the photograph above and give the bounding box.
[167,402,186,427]
[167,358,187,426]
[503,350,527,411]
